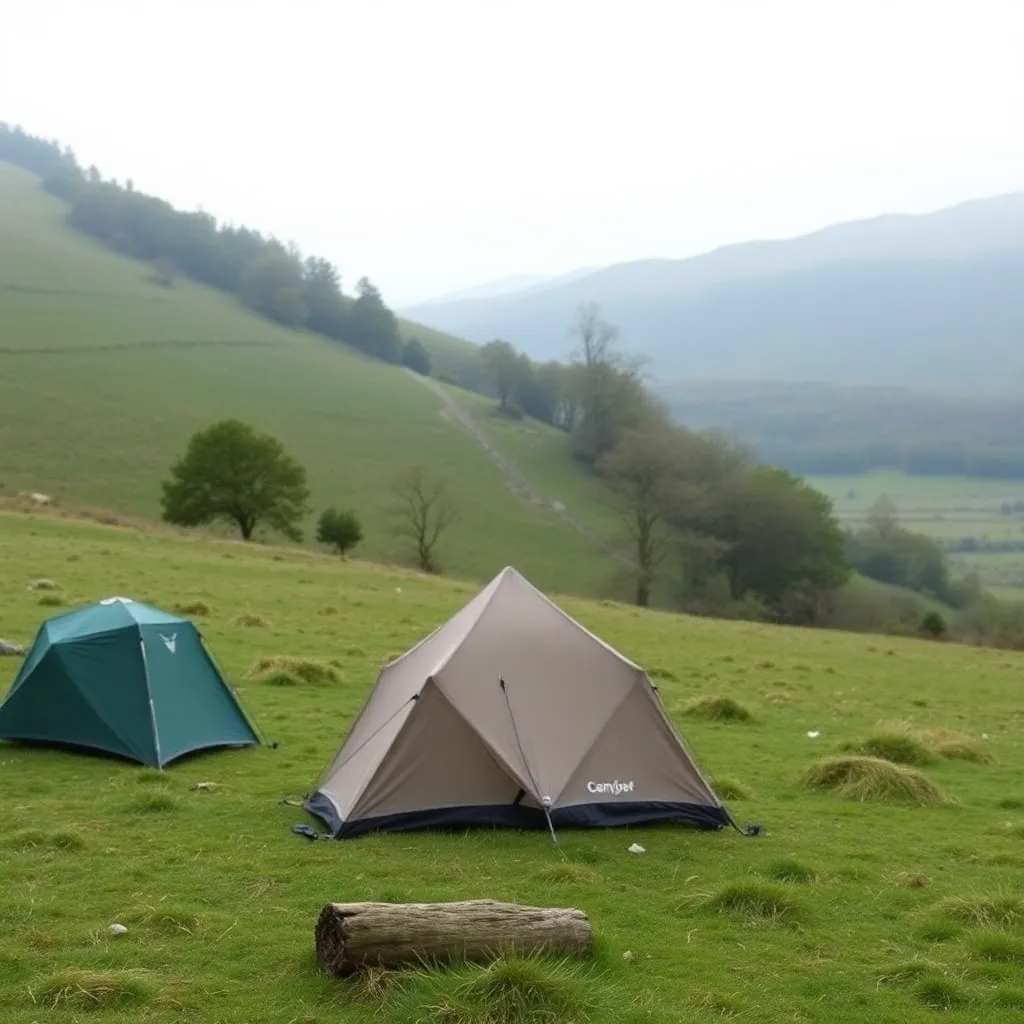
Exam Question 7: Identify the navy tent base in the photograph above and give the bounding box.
[304,792,733,839]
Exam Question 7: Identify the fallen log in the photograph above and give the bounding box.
[315,899,593,975]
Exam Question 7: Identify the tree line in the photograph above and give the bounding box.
[0,122,430,374]
[661,381,1024,480]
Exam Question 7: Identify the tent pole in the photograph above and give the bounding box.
[499,677,557,843]
[198,634,274,750]
[138,636,163,770]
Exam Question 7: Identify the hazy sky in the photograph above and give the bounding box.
[4,0,1022,306]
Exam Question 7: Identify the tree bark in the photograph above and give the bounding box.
[315,899,593,976]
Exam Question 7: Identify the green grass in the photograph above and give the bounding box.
[811,470,1024,596]
[3,510,1024,1021]
[0,160,626,602]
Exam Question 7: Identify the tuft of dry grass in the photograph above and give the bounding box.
[533,862,603,886]
[173,599,212,616]
[705,881,802,923]
[925,894,1024,929]
[764,858,817,884]
[29,969,158,1010]
[245,655,343,685]
[969,932,1024,963]
[390,953,602,1024]
[36,593,64,608]
[802,756,949,806]
[917,728,996,764]
[679,696,753,722]
[711,776,753,800]
[842,723,936,765]
[233,612,270,629]
[5,828,85,852]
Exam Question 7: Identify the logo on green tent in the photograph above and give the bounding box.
[160,633,177,654]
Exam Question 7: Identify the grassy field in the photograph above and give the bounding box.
[2,510,1024,1023]
[0,160,629,601]
[811,472,1024,597]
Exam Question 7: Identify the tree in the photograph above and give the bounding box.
[708,467,849,614]
[316,506,363,556]
[597,429,684,606]
[866,494,899,539]
[567,304,661,464]
[160,419,310,542]
[350,277,402,362]
[303,256,347,338]
[481,340,521,410]
[391,466,458,573]
[920,610,947,639]
[241,246,308,327]
[402,336,431,375]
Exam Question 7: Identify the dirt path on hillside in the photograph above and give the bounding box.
[405,369,635,570]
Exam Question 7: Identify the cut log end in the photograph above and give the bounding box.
[315,899,594,976]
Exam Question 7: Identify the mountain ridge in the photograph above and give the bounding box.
[400,190,1024,391]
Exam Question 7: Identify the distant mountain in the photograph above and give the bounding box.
[400,193,1024,392]
[407,266,597,309]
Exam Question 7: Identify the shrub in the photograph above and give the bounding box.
[802,756,948,806]
[316,506,364,557]
[919,611,947,639]
[680,696,752,722]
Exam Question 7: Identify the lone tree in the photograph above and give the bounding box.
[391,466,458,573]
[317,506,363,557]
[160,419,310,542]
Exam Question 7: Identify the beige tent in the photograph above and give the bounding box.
[305,566,733,839]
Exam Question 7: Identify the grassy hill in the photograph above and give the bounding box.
[0,160,627,600]
[2,511,1023,1023]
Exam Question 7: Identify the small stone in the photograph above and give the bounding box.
[109,923,128,935]
[627,842,646,854]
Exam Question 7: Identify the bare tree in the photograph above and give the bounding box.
[391,467,459,573]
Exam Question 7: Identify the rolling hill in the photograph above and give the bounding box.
[399,192,1024,392]
[0,159,625,600]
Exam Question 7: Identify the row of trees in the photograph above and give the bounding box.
[0,122,430,374]
[474,306,853,621]
[159,420,458,573]
[843,496,981,609]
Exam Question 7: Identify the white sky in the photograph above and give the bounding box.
[3,0,1022,306]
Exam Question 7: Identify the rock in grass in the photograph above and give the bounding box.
[0,638,25,656]
[802,755,949,806]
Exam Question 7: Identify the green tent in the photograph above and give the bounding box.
[0,596,260,768]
